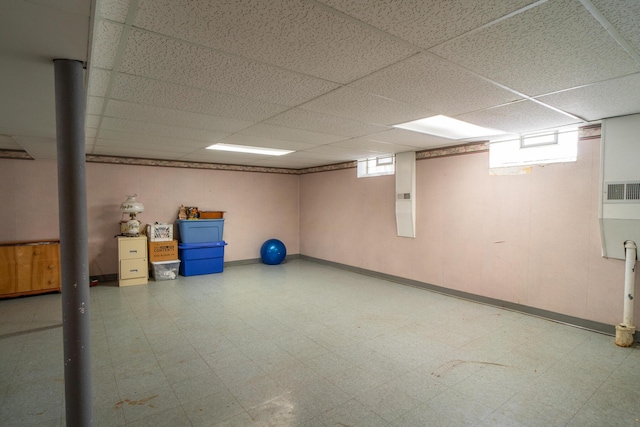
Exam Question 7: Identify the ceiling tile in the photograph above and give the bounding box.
[238,124,345,145]
[220,134,318,151]
[318,0,539,49]
[85,128,98,138]
[133,0,417,84]
[591,0,640,55]
[301,87,435,126]
[86,115,101,128]
[95,130,203,147]
[99,117,229,144]
[91,20,123,70]
[363,128,457,149]
[455,100,583,134]
[110,73,289,121]
[86,96,104,115]
[92,144,187,159]
[298,144,378,161]
[264,108,389,137]
[119,29,340,106]
[178,148,270,165]
[349,53,522,116]
[104,100,253,133]
[98,0,131,23]
[536,73,640,121]
[94,137,198,153]
[329,138,415,155]
[245,156,325,169]
[87,68,111,97]
[430,0,639,96]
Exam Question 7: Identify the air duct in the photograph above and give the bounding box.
[600,114,640,345]
[395,151,416,238]
[615,241,636,347]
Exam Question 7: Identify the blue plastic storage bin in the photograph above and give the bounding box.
[178,241,226,276]
[177,219,224,243]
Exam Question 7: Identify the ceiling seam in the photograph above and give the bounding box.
[122,25,347,87]
[92,25,384,149]
[305,0,587,126]
[578,0,640,67]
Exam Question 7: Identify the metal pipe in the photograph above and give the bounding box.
[623,240,636,327]
[615,240,636,347]
[54,59,93,426]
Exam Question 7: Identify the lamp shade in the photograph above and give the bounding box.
[120,194,144,214]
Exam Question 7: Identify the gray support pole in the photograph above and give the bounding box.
[54,59,93,427]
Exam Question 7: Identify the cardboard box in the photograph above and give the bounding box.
[199,211,225,219]
[148,240,178,262]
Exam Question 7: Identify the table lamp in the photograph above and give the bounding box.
[120,194,144,236]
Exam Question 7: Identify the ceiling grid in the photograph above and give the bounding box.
[1,0,639,167]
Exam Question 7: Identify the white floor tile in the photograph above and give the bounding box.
[0,260,636,426]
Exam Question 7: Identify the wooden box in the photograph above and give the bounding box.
[199,211,225,219]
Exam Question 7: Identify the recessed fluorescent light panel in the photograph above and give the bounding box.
[206,143,293,156]
[394,115,506,140]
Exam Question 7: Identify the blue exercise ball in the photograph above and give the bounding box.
[260,239,287,265]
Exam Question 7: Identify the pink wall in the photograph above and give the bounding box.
[0,159,299,276]
[300,138,637,327]
[0,159,60,243]
[1,137,637,327]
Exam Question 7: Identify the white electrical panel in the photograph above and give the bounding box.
[600,114,640,260]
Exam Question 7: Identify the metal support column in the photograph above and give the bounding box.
[54,59,93,427]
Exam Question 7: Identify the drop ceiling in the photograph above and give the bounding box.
[1,0,639,169]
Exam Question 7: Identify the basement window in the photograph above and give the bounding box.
[357,155,395,178]
[490,129,578,170]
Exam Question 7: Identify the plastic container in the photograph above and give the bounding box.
[178,241,226,276]
[150,260,180,281]
[176,219,224,243]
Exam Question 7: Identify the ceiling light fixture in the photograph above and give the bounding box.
[394,115,507,140]
[206,143,294,156]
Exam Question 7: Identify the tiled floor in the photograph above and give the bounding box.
[0,259,638,426]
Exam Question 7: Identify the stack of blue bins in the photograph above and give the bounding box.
[176,219,226,276]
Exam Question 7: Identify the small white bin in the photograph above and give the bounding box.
[150,260,180,281]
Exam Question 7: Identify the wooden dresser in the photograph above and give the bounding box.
[0,240,61,298]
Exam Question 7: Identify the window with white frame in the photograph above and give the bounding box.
[489,129,578,169]
[357,155,395,178]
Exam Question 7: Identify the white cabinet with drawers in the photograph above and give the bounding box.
[117,236,148,286]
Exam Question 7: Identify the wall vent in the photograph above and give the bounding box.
[605,182,640,202]
[626,183,640,201]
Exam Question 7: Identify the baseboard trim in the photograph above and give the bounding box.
[94,254,627,341]
[224,254,300,267]
[299,255,619,339]
[90,274,118,283]
[91,255,302,282]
